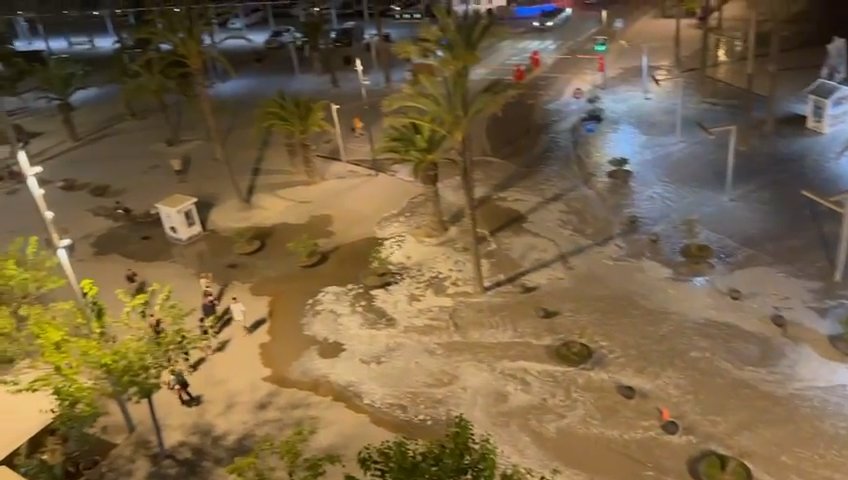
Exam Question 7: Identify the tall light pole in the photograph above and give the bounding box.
[329,103,347,163]
[353,57,376,166]
[651,73,684,140]
[801,190,848,282]
[697,122,738,199]
[16,143,85,304]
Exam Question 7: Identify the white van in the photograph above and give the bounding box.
[227,8,266,29]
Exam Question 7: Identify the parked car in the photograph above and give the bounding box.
[531,7,572,28]
[329,22,364,48]
[264,27,304,49]
[227,8,265,29]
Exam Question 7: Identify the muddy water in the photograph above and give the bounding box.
[252,235,450,438]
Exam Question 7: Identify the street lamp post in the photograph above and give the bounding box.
[801,190,848,282]
[641,44,649,99]
[651,73,684,140]
[329,103,347,162]
[16,148,85,304]
[353,57,377,166]
[697,122,738,199]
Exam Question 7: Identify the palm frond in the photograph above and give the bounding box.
[259,91,331,140]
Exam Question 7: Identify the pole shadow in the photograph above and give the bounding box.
[245,128,272,203]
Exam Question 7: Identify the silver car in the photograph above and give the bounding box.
[532,7,572,28]
[264,27,304,49]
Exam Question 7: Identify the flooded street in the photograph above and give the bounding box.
[77,50,848,480]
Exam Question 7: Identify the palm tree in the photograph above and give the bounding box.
[259,91,331,183]
[135,7,246,202]
[32,57,88,142]
[302,13,339,88]
[380,122,448,235]
[116,53,186,145]
[384,9,519,293]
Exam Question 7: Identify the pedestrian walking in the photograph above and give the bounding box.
[352,116,364,137]
[199,273,213,293]
[198,316,213,354]
[148,313,163,337]
[124,268,138,286]
[228,297,248,333]
[167,369,195,406]
[114,201,132,215]
[201,295,218,319]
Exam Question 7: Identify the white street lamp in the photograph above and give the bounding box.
[801,190,848,282]
[697,122,738,199]
[16,148,85,304]
[651,72,684,140]
[353,57,377,166]
[329,103,347,163]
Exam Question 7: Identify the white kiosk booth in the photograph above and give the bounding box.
[155,194,204,244]
[804,79,848,133]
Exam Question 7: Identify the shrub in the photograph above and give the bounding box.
[286,234,319,259]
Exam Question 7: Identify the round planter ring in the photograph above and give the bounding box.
[361,270,396,290]
[233,239,264,255]
[606,168,633,181]
[297,252,325,268]
[679,243,714,263]
[553,340,593,367]
[690,451,752,480]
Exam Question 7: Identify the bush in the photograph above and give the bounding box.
[88,184,110,197]
[695,452,752,480]
[287,234,319,259]
[607,157,630,169]
[553,340,593,367]
[232,229,263,255]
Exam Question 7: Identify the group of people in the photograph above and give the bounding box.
[121,269,252,407]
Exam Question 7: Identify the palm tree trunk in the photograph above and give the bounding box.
[145,396,166,460]
[765,0,780,134]
[156,96,179,146]
[112,390,135,433]
[57,101,79,142]
[120,92,138,120]
[698,0,710,89]
[420,162,446,234]
[297,140,320,182]
[460,138,484,294]
[320,49,340,88]
[192,73,246,203]
[374,4,391,85]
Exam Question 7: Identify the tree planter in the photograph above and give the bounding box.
[770,313,787,329]
[57,178,79,191]
[690,451,753,480]
[679,243,714,263]
[534,307,557,319]
[828,334,848,356]
[615,384,636,400]
[297,251,325,268]
[361,270,397,290]
[607,168,633,181]
[88,184,111,197]
[233,239,264,255]
[553,340,593,367]
[133,209,160,223]
[661,420,680,435]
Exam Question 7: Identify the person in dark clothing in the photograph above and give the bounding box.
[148,313,163,337]
[114,201,132,215]
[168,370,195,406]
[124,268,138,285]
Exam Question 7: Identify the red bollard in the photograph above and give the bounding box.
[597,55,606,73]
[530,50,541,70]
[512,65,526,83]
